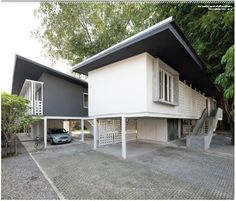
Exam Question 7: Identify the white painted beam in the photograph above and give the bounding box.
[81,119,84,142]
[93,118,97,149]
[121,115,127,159]
[44,118,47,148]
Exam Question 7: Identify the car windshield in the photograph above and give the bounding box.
[51,129,67,134]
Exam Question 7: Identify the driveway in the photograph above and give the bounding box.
[30,142,234,200]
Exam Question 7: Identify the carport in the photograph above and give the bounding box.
[92,113,184,159]
[43,116,94,147]
[93,115,138,159]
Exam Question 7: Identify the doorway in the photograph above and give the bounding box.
[167,119,179,141]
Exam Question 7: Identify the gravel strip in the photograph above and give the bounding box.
[1,142,59,200]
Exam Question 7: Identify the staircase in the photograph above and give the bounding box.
[187,108,223,151]
[84,120,94,136]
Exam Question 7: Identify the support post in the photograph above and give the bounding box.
[31,81,34,115]
[121,115,127,159]
[44,118,47,148]
[81,119,84,142]
[93,118,97,149]
[41,83,44,115]
[37,122,40,138]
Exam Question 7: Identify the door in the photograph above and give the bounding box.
[167,119,179,141]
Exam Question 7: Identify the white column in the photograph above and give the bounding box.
[93,118,97,149]
[30,125,33,137]
[121,115,127,159]
[37,122,40,137]
[44,118,47,148]
[81,119,84,142]
[31,82,34,115]
[41,84,44,115]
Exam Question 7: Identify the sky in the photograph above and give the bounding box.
[0,2,71,93]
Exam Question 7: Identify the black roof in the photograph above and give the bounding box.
[73,17,220,100]
[12,55,88,95]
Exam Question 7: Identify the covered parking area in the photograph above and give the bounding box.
[92,113,187,159]
[43,116,94,148]
[93,114,168,159]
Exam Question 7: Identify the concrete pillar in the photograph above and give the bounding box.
[121,115,127,159]
[37,122,40,138]
[44,118,47,148]
[93,118,97,149]
[81,119,84,142]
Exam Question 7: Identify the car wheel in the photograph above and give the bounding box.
[50,138,54,145]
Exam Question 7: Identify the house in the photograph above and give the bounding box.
[73,17,222,158]
[12,55,90,147]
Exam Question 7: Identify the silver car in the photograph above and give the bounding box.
[47,128,72,145]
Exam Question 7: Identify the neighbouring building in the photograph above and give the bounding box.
[12,55,90,146]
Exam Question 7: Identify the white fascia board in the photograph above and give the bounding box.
[72,16,173,71]
[89,112,201,119]
[44,116,84,120]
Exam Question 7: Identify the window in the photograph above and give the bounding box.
[159,69,173,103]
[83,93,88,108]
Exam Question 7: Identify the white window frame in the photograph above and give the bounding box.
[83,93,88,108]
[159,68,174,103]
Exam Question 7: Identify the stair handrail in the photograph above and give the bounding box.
[212,107,223,132]
[191,108,208,136]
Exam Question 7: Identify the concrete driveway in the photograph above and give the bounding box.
[30,142,234,200]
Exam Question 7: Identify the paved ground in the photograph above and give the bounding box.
[208,134,234,156]
[31,141,234,199]
[1,142,59,200]
[2,134,234,200]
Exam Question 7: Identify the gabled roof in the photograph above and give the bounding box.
[73,17,220,99]
[12,55,88,95]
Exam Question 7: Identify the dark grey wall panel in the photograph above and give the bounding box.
[40,73,88,117]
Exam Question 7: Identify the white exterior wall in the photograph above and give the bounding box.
[88,53,147,116]
[31,120,44,138]
[88,52,206,119]
[137,118,167,142]
[146,54,206,119]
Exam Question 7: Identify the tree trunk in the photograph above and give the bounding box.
[230,120,234,145]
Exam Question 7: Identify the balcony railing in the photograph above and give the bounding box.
[19,79,44,116]
[35,100,43,115]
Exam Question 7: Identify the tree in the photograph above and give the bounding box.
[1,92,39,138]
[215,45,234,143]
[34,3,233,73]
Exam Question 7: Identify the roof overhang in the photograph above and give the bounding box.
[12,55,88,95]
[73,17,220,100]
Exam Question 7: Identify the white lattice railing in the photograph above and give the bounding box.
[34,100,43,115]
[98,119,137,146]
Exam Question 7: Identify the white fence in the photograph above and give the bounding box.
[98,119,137,146]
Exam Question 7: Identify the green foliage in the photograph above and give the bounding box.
[215,45,234,99]
[1,92,40,137]
[156,4,234,80]
[34,3,233,78]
